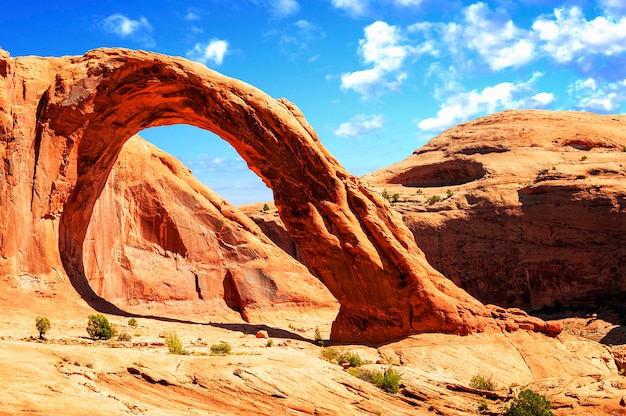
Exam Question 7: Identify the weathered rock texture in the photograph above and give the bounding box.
[0,47,536,343]
[84,135,335,319]
[365,110,626,310]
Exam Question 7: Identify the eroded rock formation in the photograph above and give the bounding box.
[84,135,335,319]
[364,110,626,310]
[0,48,553,343]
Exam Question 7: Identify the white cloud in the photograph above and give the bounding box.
[418,73,554,132]
[335,114,384,137]
[187,39,229,66]
[341,21,418,97]
[532,7,626,63]
[100,14,154,47]
[185,10,200,21]
[270,0,300,18]
[446,3,535,70]
[568,77,626,112]
[601,0,626,16]
[331,0,368,17]
[394,0,423,6]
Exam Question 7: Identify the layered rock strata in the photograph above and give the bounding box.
[365,110,626,310]
[0,48,553,342]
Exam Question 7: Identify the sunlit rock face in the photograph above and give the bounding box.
[365,110,626,310]
[1,48,558,343]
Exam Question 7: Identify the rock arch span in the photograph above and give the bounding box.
[11,48,498,343]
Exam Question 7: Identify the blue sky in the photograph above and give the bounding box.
[2,0,626,204]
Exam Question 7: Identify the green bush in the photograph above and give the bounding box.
[320,348,363,367]
[35,316,51,340]
[350,366,402,394]
[427,195,442,205]
[86,314,113,340]
[117,332,132,341]
[314,326,324,347]
[262,203,270,212]
[210,342,231,355]
[128,318,138,328]
[470,374,496,391]
[165,332,184,354]
[505,389,553,416]
[478,398,489,413]
[391,193,400,203]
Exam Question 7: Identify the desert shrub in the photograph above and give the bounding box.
[478,397,489,413]
[266,339,274,347]
[391,193,400,203]
[35,316,51,340]
[321,348,362,367]
[343,352,363,368]
[381,189,391,201]
[314,326,324,347]
[165,332,184,354]
[117,332,132,341]
[321,347,340,362]
[128,318,138,328]
[350,366,401,393]
[505,389,553,416]
[210,342,231,356]
[470,374,496,391]
[427,195,442,205]
[446,189,454,199]
[262,203,270,212]
[86,314,113,340]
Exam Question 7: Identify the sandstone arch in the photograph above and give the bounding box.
[6,48,500,343]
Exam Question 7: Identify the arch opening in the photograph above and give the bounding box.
[48,49,493,344]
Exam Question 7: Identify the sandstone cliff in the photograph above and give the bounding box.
[1,47,544,343]
[84,135,336,319]
[364,110,626,310]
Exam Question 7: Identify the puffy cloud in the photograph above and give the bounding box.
[334,114,384,137]
[100,14,154,47]
[341,21,419,97]
[532,7,626,63]
[394,0,423,5]
[187,39,229,66]
[270,0,300,18]
[601,0,626,16]
[411,3,535,71]
[331,0,368,17]
[568,77,626,112]
[418,73,554,132]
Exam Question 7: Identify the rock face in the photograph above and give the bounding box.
[0,47,521,343]
[364,110,626,310]
[84,135,335,319]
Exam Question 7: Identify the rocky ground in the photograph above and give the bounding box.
[2,282,626,416]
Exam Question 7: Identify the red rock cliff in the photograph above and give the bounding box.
[84,135,335,319]
[0,48,551,343]
[365,110,626,310]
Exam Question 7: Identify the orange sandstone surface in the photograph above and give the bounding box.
[364,110,626,310]
[0,47,554,344]
[0,48,625,415]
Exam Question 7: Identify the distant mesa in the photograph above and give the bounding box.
[364,109,626,311]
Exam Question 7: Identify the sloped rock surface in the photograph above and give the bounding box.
[0,47,526,343]
[85,135,335,319]
[364,110,626,310]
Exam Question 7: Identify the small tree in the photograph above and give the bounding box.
[35,316,51,340]
[165,332,184,354]
[262,203,270,212]
[86,314,113,340]
[470,374,495,391]
[505,389,553,416]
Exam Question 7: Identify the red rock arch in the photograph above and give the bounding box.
[36,49,492,343]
